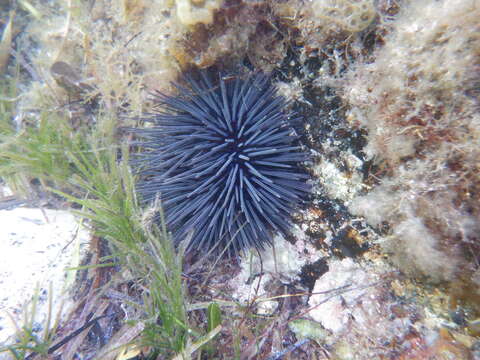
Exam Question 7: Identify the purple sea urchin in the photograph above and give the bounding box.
[134,72,310,256]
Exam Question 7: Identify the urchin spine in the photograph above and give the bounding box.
[134,72,310,256]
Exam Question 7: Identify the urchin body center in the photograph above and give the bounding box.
[224,137,249,162]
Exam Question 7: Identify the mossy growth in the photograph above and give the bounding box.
[344,0,480,300]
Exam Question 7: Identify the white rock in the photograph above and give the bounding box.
[0,207,90,345]
[229,235,306,308]
[308,258,378,333]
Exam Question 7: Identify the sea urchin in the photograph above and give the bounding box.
[134,72,310,256]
